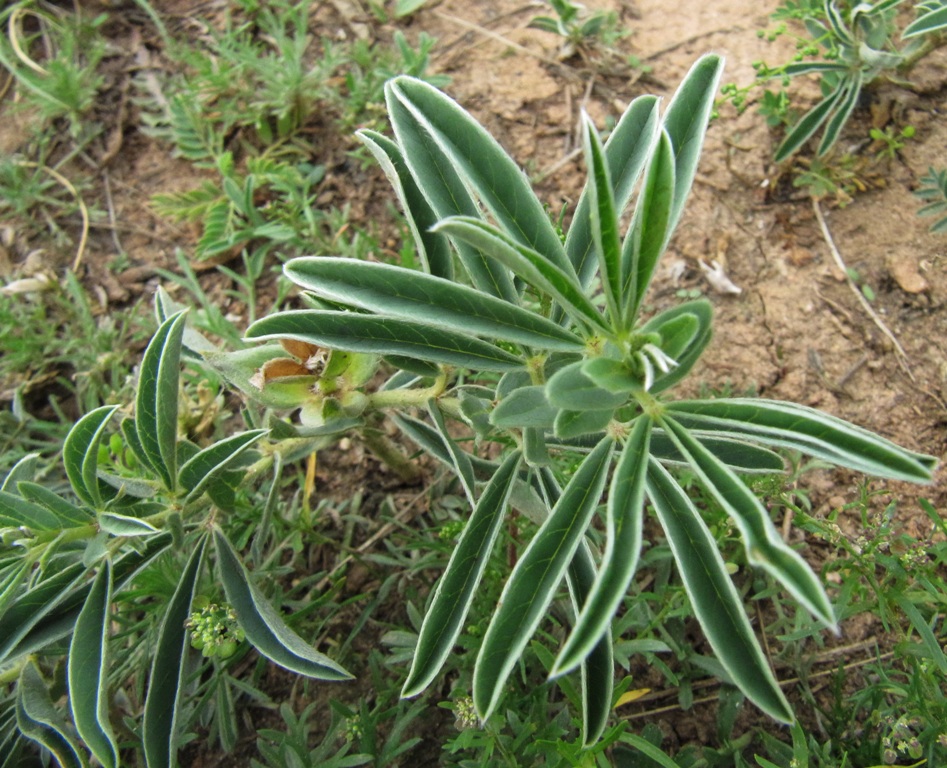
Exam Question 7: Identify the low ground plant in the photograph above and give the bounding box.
[1,46,943,768]
[724,0,947,162]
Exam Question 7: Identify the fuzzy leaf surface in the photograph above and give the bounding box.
[566,95,661,287]
[178,429,268,502]
[582,113,622,324]
[554,417,651,676]
[385,82,516,300]
[474,437,613,721]
[143,536,206,768]
[624,129,675,323]
[389,77,574,277]
[661,54,724,233]
[283,257,584,351]
[402,451,521,698]
[63,405,119,508]
[665,398,937,482]
[646,459,793,722]
[661,416,835,627]
[17,662,86,768]
[214,529,353,680]
[434,217,610,334]
[69,562,119,768]
[246,310,523,372]
[357,130,453,278]
[136,311,187,490]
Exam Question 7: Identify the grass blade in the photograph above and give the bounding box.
[646,459,793,722]
[473,436,613,721]
[68,562,119,768]
[402,451,521,698]
[246,310,524,372]
[214,529,353,680]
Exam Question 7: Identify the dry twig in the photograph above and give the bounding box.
[812,199,914,380]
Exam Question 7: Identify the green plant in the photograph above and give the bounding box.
[529,0,625,59]
[747,0,947,162]
[0,290,353,766]
[0,1,107,136]
[914,165,947,232]
[233,54,936,745]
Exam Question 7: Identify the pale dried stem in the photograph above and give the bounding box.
[812,199,914,381]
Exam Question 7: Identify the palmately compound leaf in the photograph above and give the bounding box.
[660,416,835,628]
[246,310,524,372]
[402,451,522,698]
[143,536,207,768]
[474,437,614,722]
[553,417,652,677]
[63,405,119,508]
[664,398,937,483]
[646,459,793,723]
[282,257,585,352]
[68,562,119,768]
[16,661,86,768]
[136,311,187,491]
[214,529,353,680]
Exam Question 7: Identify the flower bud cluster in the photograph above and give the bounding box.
[186,602,245,659]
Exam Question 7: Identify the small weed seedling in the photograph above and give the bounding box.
[727,0,947,162]
[529,0,625,60]
[914,165,947,233]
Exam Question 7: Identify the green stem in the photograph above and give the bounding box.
[359,429,421,483]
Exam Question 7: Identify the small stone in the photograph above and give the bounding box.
[886,256,929,294]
